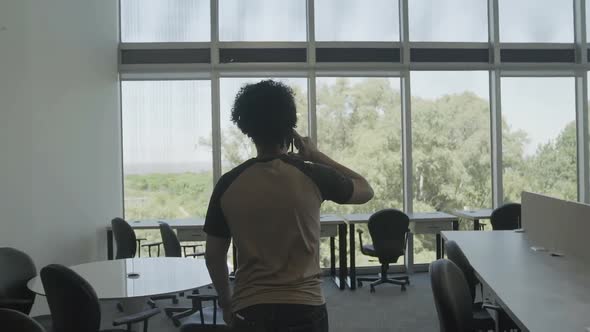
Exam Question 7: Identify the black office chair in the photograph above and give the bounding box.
[180,324,231,332]
[445,241,497,331]
[159,222,204,259]
[356,209,410,293]
[40,264,160,332]
[0,247,52,330]
[110,218,178,308]
[490,203,521,230]
[430,259,474,332]
[159,222,219,327]
[0,308,46,332]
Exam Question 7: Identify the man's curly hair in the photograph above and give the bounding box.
[231,80,297,148]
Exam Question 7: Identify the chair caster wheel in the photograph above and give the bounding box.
[172,297,179,305]
[116,303,124,312]
[173,319,181,327]
[370,286,375,293]
[165,309,173,318]
[357,281,363,287]
[401,285,407,292]
[147,299,156,308]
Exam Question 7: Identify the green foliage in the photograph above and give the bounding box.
[124,78,577,265]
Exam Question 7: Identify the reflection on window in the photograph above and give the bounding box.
[499,0,573,42]
[315,0,399,41]
[122,80,213,222]
[219,78,308,173]
[409,0,488,42]
[501,77,576,203]
[121,0,210,42]
[219,0,306,41]
[316,77,403,267]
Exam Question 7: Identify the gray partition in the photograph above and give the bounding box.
[522,191,590,262]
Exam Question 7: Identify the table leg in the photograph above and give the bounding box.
[405,232,414,274]
[452,219,459,231]
[436,233,442,259]
[474,219,480,231]
[338,224,347,290]
[347,224,356,290]
[107,229,114,260]
[329,236,336,278]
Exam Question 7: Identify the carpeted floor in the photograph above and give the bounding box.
[99,272,439,332]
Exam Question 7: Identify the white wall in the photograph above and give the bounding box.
[0,0,121,313]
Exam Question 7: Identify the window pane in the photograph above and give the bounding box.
[411,71,490,264]
[501,77,576,203]
[409,0,488,42]
[317,77,403,267]
[219,0,306,41]
[122,80,213,220]
[121,0,210,42]
[499,0,573,42]
[315,0,399,41]
[219,78,308,173]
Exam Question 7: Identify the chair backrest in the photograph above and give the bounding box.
[367,209,410,263]
[41,264,101,332]
[444,240,478,303]
[490,203,521,230]
[180,324,231,332]
[159,222,182,257]
[111,217,137,259]
[429,259,473,332]
[0,308,46,332]
[0,247,37,314]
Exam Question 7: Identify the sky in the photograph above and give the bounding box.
[120,0,579,173]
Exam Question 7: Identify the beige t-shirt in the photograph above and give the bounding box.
[203,155,353,312]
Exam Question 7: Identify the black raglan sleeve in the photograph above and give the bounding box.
[308,162,354,204]
[203,176,231,239]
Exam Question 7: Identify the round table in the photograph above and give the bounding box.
[28,258,212,312]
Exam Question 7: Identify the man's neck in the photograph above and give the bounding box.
[256,145,286,159]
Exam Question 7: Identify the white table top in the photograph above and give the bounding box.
[344,211,457,224]
[28,258,212,300]
[442,231,590,332]
[450,208,493,220]
[319,214,346,225]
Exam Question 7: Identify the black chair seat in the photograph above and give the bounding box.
[0,308,47,332]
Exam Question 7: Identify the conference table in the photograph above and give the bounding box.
[28,258,212,313]
[106,215,350,290]
[450,208,493,230]
[343,212,458,289]
[442,230,590,332]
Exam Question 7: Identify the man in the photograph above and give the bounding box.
[204,80,374,331]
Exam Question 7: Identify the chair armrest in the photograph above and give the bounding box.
[185,252,205,258]
[141,242,163,248]
[136,237,147,241]
[0,298,34,306]
[181,244,203,248]
[481,303,502,311]
[112,307,161,326]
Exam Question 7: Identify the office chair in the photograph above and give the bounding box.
[445,241,520,332]
[0,247,52,330]
[110,218,178,308]
[490,203,521,230]
[430,259,474,332]
[0,308,46,332]
[159,222,204,259]
[356,209,410,292]
[40,264,160,332]
[159,222,220,327]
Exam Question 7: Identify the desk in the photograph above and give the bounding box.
[450,208,493,230]
[442,231,590,332]
[106,215,349,290]
[344,212,458,290]
[28,258,212,312]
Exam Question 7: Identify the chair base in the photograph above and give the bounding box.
[357,273,410,293]
[165,306,197,327]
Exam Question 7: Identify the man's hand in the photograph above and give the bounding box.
[292,130,319,162]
